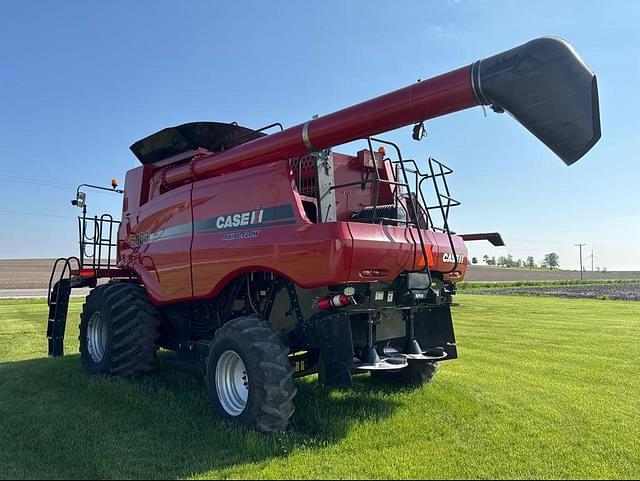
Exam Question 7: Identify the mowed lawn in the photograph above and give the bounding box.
[0,296,638,479]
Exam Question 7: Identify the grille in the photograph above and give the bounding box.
[290,155,318,197]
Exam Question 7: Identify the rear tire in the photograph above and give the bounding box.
[372,361,439,386]
[206,316,296,432]
[79,283,160,377]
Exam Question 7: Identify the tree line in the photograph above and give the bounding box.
[471,253,560,269]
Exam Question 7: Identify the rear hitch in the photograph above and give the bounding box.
[354,313,409,372]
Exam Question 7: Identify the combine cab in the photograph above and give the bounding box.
[47,37,600,431]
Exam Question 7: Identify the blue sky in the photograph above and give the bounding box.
[1,0,638,270]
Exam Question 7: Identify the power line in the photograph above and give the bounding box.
[0,209,75,219]
[0,174,74,188]
[0,176,121,197]
[0,178,72,191]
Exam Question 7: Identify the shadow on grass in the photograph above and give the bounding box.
[0,355,403,479]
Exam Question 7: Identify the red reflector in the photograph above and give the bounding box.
[416,245,435,269]
[79,269,95,277]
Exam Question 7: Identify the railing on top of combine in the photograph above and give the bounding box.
[77,213,121,275]
[289,137,462,276]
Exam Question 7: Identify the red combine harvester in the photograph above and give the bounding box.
[47,37,600,431]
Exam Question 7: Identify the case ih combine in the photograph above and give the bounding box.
[47,37,600,431]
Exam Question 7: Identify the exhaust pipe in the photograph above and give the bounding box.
[471,37,600,165]
[162,37,600,185]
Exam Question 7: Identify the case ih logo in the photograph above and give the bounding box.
[127,205,295,247]
[215,209,264,230]
[442,253,465,264]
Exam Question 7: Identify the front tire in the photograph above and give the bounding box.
[79,283,160,377]
[206,316,296,432]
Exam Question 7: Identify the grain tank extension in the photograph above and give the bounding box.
[47,37,600,431]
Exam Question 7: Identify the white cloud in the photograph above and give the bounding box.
[429,23,457,40]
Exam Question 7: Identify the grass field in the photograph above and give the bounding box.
[1,296,639,479]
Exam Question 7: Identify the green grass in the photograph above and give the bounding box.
[457,278,640,290]
[1,296,639,479]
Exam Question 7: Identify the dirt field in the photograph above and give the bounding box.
[0,259,58,289]
[465,265,640,282]
[0,259,638,290]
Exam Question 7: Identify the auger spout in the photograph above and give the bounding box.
[159,37,599,185]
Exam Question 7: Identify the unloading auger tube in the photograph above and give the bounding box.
[163,36,600,186]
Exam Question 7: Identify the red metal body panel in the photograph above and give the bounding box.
[193,221,355,300]
[118,158,467,305]
[347,223,467,282]
[190,162,354,299]
[118,182,193,302]
[346,222,419,281]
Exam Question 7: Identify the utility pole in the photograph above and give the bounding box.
[575,243,586,280]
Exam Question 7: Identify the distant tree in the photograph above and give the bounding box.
[471,257,478,264]
[496,254,519,268]
[596,266,601,272]
[516,258,524,268]
[542,252,560,269]
[526,256,536,269]
[483,255,490,265]
[602,267,607,273]
[490,256,496,266]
